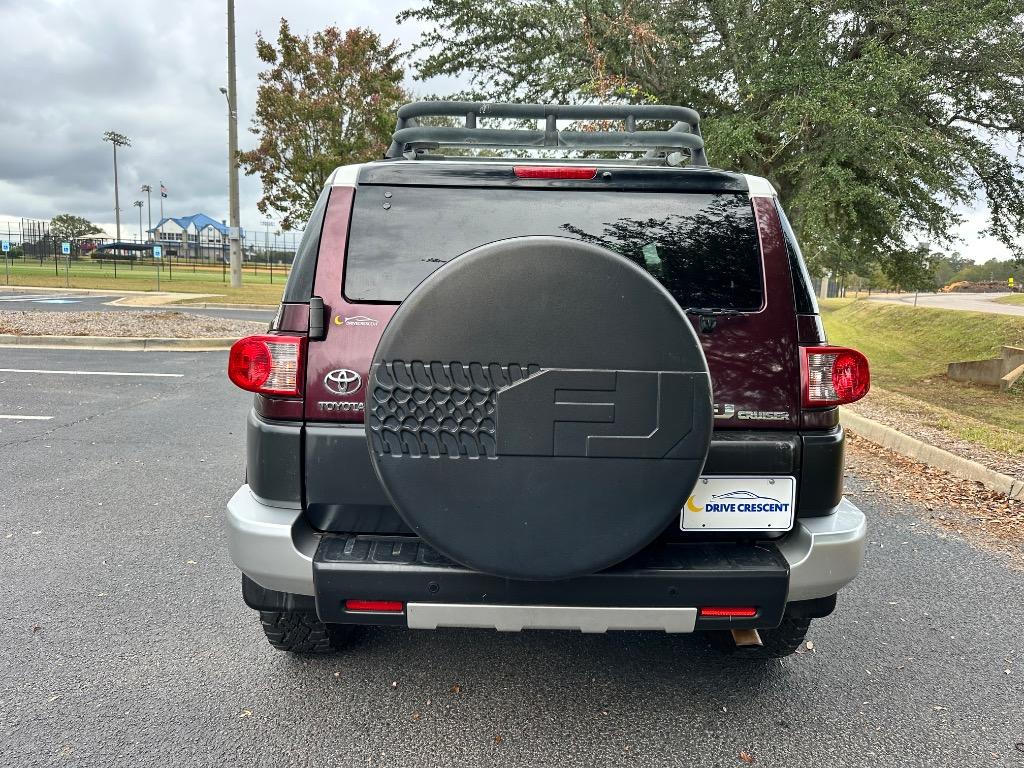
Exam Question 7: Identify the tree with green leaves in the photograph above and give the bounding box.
[879,244,938,292]
[399,0,1024,274]
[931,251,972,288]
[239,22,407,229]
[49,214,102,252]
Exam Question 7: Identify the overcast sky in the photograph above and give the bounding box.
[0,0,450,243]
[0,0,1013,261]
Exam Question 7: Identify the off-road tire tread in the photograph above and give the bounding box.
[259,610,350,654]
[757,616,812,658]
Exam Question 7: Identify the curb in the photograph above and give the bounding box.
[169,301,278,311]
[2,285,122,296]
[840,408,1024,500]
[0,334,236,351]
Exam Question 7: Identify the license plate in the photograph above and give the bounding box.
[681,476,796,531]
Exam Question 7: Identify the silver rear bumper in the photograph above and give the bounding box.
[226,485,866,611]
[226,485,314,596]
[407,604,698,633]
[779,498,867,602]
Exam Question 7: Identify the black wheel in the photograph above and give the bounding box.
[258,610,352,654]
[707,616,812,659]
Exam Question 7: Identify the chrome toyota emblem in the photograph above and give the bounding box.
[323,368,362,396]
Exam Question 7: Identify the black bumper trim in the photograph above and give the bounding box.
[312,534,790,629]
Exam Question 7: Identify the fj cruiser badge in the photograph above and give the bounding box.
[714,404,789,421]
[738,410,789,421]
[713,403,735,419]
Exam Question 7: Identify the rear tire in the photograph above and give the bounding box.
[258,610,352,654]
[708,616,812,659]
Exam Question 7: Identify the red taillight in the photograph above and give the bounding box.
[699,606,758,618]
[228,334,304,396]
[801,346,870,406]
[513,165,597,179]
[344,600,404,613]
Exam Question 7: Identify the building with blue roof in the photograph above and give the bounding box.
[149,214,246,261]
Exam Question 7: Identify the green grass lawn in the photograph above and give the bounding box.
[821,298,1024,452]
[0,259,286,305]
[994,293,1024,306]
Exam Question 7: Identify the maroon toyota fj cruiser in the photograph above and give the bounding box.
[226,102,869,658]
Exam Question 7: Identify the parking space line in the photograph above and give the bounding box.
[0,415,53,420]
[0,368,183,378]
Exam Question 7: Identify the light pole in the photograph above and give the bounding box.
[221,0,242,288]
[158,181,166,223]
[102,131,130,250]
[262,219,273,262]
[140,185,153,242]
[133,200,144,243]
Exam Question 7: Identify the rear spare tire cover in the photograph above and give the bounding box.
[366,236,712,580]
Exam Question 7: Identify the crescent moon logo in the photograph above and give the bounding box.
[333,315,344,326]
[686,496,702,513]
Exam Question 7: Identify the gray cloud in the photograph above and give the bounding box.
[0,0,440,237]
[0,0,1013,261]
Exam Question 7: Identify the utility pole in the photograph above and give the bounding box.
[102,131,130,249]
[223,0,242,288]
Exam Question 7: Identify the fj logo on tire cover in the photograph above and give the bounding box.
[496,369,694,458]
[369,362,697,460]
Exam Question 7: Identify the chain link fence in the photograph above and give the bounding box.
[1,218,300,286]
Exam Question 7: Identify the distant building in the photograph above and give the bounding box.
[149,214,245,261]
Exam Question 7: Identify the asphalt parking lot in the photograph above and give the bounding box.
[0,290,275,323]
[1,347,1022,767]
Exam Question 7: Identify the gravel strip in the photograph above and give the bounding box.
[847,434,1024,565]
[0,310,266,339]
[847,387,1024,478]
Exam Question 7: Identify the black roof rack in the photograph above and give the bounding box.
[384,101,708,166]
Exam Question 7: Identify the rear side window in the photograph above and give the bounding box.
[775,200,819,314]
[281,186,330,303]
[344,187,763,311]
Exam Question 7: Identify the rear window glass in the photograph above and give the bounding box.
[344,187,763,310]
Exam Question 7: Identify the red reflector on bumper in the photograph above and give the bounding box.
[344,600,404,613]
[699,606,757,618]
